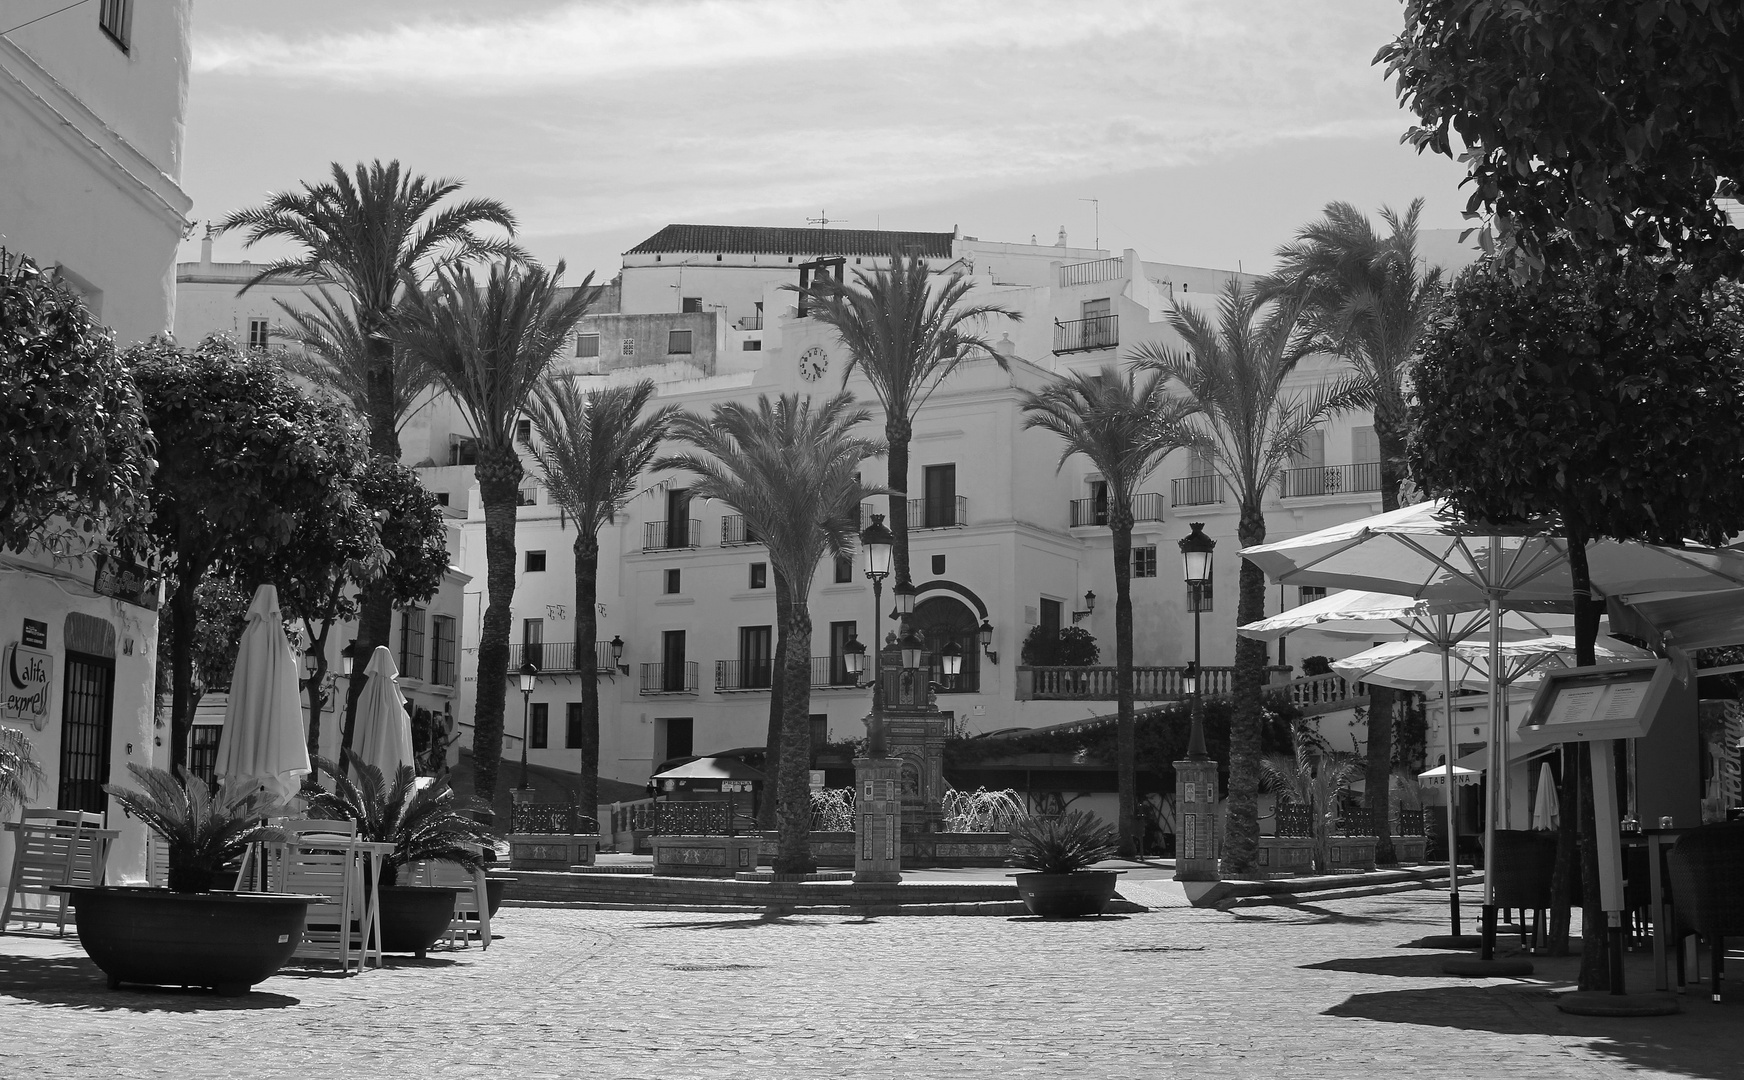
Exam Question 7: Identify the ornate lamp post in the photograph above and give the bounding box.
[1178,522,1216,760]
[1174,521,1219,882]
[516,660,539,795]
[860,515,894,755]
[940,641,964,689]
[855,515,900,885]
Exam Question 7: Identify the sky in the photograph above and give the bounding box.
[172,0,1476,281]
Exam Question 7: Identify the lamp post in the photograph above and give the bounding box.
[610,634,627,675]
[517,660,539,794]
[1179,522,1216,760]
[860,515,893,755]
[940,641,963,689]
[978,619,997,665]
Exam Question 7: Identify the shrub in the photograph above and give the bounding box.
[1008,810,1118,874]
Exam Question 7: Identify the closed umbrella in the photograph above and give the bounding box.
[351,646,413,781]
[214,584,311,798]
[1532,762,1560,831]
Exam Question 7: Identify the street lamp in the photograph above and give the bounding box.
[1178,522,1216,760]
[892,580,916,623]
[841,635,867,684]
[517,660,539,793]
[978,618,997,665]
[860,514,894,756]
[899,626,924,671]
[340,639,359,678]
[940,641,963,689]
[610,634,628,675]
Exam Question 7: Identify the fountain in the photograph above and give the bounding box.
[810,788,856,832]
[942,787,1023,833]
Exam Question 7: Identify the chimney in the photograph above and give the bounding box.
[1056,226,1068,248]
[200,223,213,268]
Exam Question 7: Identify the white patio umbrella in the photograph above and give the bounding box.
[1532,762,1560,831]
[214,584,311,798]
[351,646,413,782]
[1418,763,1482,787]
[1331,635,1652,694]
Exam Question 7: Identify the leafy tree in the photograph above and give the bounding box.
[132,336,358,773]
[1267,199,1447,863]
[1021,363,1192,856]
[1,252,154,554]
[1130,280,1367,875]
[526,377,675,819]
[394,260,597,808]
[656,393,883,874]
[1408,256,1744,988]
[1380,0,1744,276]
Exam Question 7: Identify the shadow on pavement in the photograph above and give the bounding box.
[1004,915,1133,923]
[0,952,299,1011]
[1326,984,1744,1080]
[1304,953,1539,979]
[1228,904,1390,926]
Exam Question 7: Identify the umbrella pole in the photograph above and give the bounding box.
[1442,644,1460,938]
[1482,581,1503,960]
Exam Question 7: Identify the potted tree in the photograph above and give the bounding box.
[306,760,494,957]
[1008,809,1122,918]
[56,765,316,996]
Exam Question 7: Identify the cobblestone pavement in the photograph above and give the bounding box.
[3,886,1741,1080]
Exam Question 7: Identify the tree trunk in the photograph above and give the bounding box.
[340,579,395,772]
[1111,508,1138,858]
[304,622,330,769]
[166,560,208,777]
[772,602,815,875]
[1547,748,1578,955]
[349,330,401,769]
[759,573,794,831]
[1365,417,1407,863]
[364,333,400,460]
[471,445,524,815]
[1223,503,1269,876]
[1566,524,1610,991]
[886,415,913,589]
[573,529,601,823]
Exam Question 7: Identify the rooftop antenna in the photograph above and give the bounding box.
[807,210,848,260]
[1079,197,1100,251]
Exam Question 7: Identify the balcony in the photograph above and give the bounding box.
[1053,314,1119,354]
[1069,492,1166,528]
[715,656,866,691]
[1170,474,1224,507]
[642,518,701,551]
[1277,462,1381,500]
[908,496,968,530]
[506,641,618,674]
[1016,664,1294,701]
[639,662,699,695]
[720,514,761,546]
[1058,257,1125,288]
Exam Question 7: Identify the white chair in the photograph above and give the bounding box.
[255,819,367,973]
[406,847,491,950]
[2,809,114,936]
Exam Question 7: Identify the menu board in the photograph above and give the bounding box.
[1516,660,1671,748]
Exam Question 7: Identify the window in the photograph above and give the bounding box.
[516,418,532,445]
[829,621,858,685]
[834,554,853,584]
[681,297,703,313]
[742,340,762,351]
[1291,429,1326,472]
[923,463,957,527]
[565,703,585,749]
[668,330,693,355]
[1040,598,1063,636]
[661,630,687,692]
[99,0,131,51]
[519,487,537,506]
[1189,579,1214,612]
[1298,585,1327,606]
[525,550,546,573]
[739,626,773,689]
[1352,425,1380,464]
[1089,479,1110,525]
[431,615,456,686]
[435,492,450,506]
[810,714,829,747]
[664,568,681,594]
[662,717,693,761]
[576,333,600,358]
[187,726,221,787]
[1131,545,1158,578]
[749,562,767,589]
[246,318,269,350]
[398,606,425,681]
[528,703,549,749]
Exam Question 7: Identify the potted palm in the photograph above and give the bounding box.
[1008,810,1122,918]
[306,759,494,957]
[57,765,315,995]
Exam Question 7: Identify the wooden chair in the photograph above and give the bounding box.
[256,819,367,973]
[406,846,491,950]
[2,809,114,936]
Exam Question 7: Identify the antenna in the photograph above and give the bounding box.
[807,210,848,227]
[1079,198,1100,251]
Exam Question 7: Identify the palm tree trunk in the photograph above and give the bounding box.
[1365,417,1408,862]
[1223,502,1269,876]
[759,573,794,831]
[472,445,524,814]
[1111,509,1138,858]
[772,602,815,875]
[341,579,394,770]
[365,333,400,460]
[886,415,913,588]
[573,530,601,823]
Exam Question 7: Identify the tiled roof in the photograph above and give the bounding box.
[627,224,956,258]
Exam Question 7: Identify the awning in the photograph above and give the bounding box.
[650,756,766,782]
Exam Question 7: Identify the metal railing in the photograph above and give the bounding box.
[812,655,860,688]
[1053,314,1119,354]
[1170,474,1224,507]
[1017,664,1293,701]
[507,641,618,674]
[1058,257,1125,288]
[510,803,599,835]
[1277,462,1381,499]
[720,514,761,546]
[909,495,968,529]
[736,315,763,331]
[1068,492,1166,527]
[715,658,775,691]
[643,518,701,551]
[639,662,699,694]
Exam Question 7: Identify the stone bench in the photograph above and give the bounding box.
[506,833,602,871]
[651,834,759,877]
[1256,835,1316,877]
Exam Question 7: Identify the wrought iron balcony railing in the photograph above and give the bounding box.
[1276,461,1381,499]
[642,518,701,551]
[639,661,699,694]
[908,495,968,530]
[1068,492,1166,527]
[506,641,618,674]
[1053,314,1119,354]
[1170,474,1224,507]
[720,514,761,546]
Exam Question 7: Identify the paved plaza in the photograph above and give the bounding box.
[3,883,1741,1079]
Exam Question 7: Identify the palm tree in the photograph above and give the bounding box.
[394,260,599,809]
[220,161,520,768]
[1129,280,1367,875]
[795,251,1020,591]
[1020,364,1193,857]
[1266,200,1446,863]
[525,377,675,822]
[271,286,441,435]
[656,393,883,874]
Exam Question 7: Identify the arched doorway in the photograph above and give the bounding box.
[910,596,980,693]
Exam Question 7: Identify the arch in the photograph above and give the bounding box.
[912,579,989,620]
[909,595,981,693]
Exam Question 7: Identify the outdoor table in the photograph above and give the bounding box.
[1640,827,1690,991]
[349,840,397,969]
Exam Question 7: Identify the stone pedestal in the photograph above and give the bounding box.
[1174,757,1221,882]
[853,757,902,883]
[506,833,601,871]
[650,834,758,877]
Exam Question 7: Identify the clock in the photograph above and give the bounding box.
[799,345,828,382]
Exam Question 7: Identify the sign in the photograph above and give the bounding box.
[720,779,754,793]
[91,552,160,610]
[1517,660,1672,749]
[3,642,54,730]
[809,769,826,790]
[20,619,46,650]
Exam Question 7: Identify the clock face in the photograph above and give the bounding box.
[799,346,828,382]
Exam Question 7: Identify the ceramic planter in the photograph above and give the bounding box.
[55,885,315,996]
[1012,870,1121,918]
[378,885,464,957]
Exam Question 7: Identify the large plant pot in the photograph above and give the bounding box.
[1013,871,1121,918]
[485,876,511,918]
[379,885,463,957]
[56,885,315,996]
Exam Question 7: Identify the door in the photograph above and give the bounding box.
[522,618,544,672]
[663,717,694,761]
[662,630,687,692]
[57,653,115,815]
[739,626,772,689]
[829,621,858,685]
[1081,297,1112,347]
[1090,479,1109,525]
[924,464,956,528]
[666,488,691,547]
[911,596,979,693]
